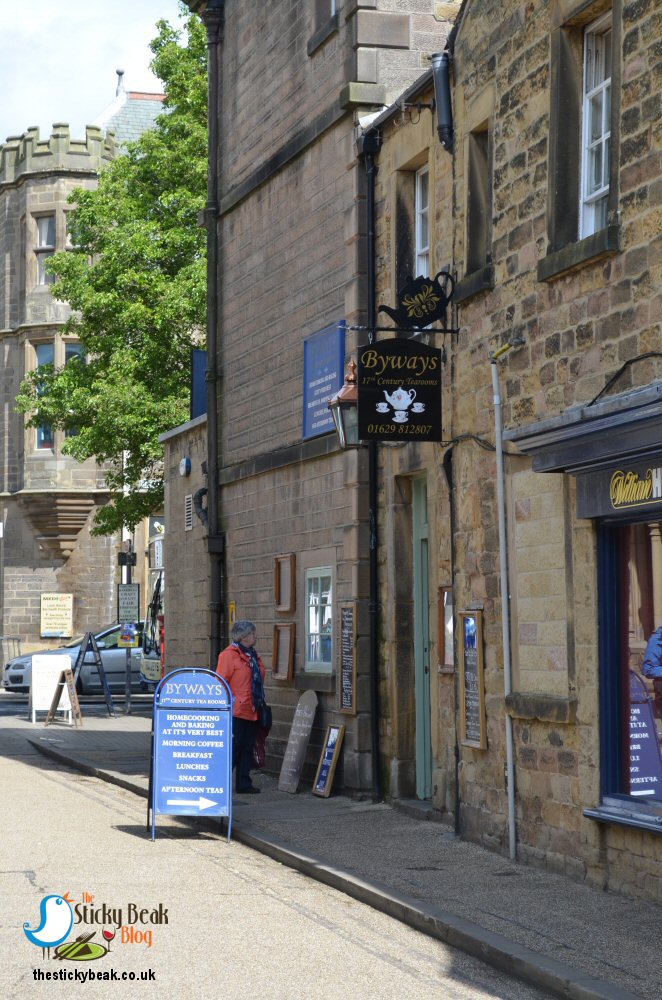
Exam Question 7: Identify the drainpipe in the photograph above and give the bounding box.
[356,127,382,801]
[201,0,226,667]
[490,339,524,861]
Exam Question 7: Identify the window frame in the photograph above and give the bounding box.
[414,165,430,278]
[580,14,612,239]
[34,213,56,286]
[304,565,334,674]
[27,337,84,452]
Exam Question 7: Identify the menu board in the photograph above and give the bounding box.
[340,603,356,714]
[278,690,318,793]
[459,611,486,749]
[313,724,345,797]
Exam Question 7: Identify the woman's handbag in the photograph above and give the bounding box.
[260,702,273,732]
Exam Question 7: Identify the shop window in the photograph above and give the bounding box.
[35,214,56,285]
[305,566,333,673]
[596,521,662,825]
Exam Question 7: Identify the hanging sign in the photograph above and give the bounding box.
[378,271,455,330]
[150,668,233,841]
[357,339,442,442]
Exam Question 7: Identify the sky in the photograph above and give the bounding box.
[0,0,185,145]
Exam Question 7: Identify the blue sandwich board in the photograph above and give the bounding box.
[150,668,233,841]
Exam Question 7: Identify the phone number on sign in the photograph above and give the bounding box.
[366,423,433,435]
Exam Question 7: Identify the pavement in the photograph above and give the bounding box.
[2,698,660,1000]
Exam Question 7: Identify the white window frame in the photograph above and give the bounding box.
[415,165,430,277]
[304,566,333,673]
[580,14,612,239]
[35,214,56,285]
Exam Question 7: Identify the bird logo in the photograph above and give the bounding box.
[24,892,74,958]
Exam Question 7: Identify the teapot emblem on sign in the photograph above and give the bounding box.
[384,387,416,410]
[378,270,455,329]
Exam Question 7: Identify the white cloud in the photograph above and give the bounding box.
[0,0,184,143]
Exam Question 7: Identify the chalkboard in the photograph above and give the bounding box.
[30,655,72,724]
[459,611,486,749]
[313,724,345,797]
[340,603,356,714]
[278,690,318,793]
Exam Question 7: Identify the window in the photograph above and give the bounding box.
[539,4,619,281]
[305,567,333,672]
[35,343,54,449]
[415,166,429,277]
[581,16,612,238]
[466,126,490,275]
[35,215,55,285]
[64,343,84,438]
[597,521,662,824]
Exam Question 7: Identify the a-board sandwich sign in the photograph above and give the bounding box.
[150,668,233,842]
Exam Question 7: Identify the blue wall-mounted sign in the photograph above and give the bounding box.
[303,321,345,440]
[149,668,232,841]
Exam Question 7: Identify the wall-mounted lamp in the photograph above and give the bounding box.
[431,51,453,153]
[328,359,360,450]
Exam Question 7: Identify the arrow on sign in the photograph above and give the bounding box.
[166,795,219,811]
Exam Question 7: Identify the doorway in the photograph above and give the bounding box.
[412,477,432,798]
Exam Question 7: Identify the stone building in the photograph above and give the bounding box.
[376,0,659,899]
[0,87,164,650]
[182,0,456,788]
[184,0,660,898]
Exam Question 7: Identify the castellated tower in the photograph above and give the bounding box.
[0,123,129,648]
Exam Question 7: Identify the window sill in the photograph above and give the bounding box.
[505,693,577,724]
[584,801,662,836]
[537,224,620,283]
[454,264,495,304]
[294,671,335,694]
[307,13,339,57]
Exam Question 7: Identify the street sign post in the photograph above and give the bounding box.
[149,668,233,841]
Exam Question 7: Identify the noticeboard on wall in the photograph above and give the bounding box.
[459,611,486,750]
[40,593,73,638]
[339,603,356,715]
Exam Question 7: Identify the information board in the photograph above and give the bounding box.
[278,690,318,793]
[340,603,356,714]
[313,724,345,797]
[118,583,140,624]
[40,593,73,638]
[30,655,72,723]
[459,611,486,749]
[302,321,345,440]
[628,671,662,798]
[151,668,233,841]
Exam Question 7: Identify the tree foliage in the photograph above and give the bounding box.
[16,3,207,535]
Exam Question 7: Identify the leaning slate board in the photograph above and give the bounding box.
[278,690,318,793]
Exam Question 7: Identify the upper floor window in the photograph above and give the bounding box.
[581,16,612,238]
[415,166,430,277]
[35,343,54,449]
[35,215,56,285]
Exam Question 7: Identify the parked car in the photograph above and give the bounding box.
[2,623,146,694]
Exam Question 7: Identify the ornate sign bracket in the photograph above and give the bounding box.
[375,270,458,334]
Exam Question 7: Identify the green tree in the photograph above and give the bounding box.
[16,3,207,535]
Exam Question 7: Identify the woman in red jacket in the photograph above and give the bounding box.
[216,620,266,793]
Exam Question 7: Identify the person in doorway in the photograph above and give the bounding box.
[641,625,662,719]
[216,620,266,794]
